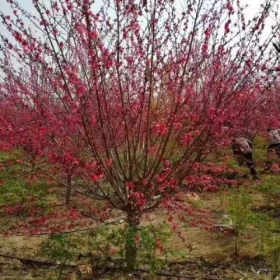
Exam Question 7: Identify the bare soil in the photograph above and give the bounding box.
[0,188,274,280]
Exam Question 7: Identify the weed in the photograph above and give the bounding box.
[258,219,280,280]
[227,188,259,255]
[39,233,79,280]
[259,176,280,207]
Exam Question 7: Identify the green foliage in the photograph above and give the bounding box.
[256,175,280,278]
[0,153,24,204]
[258,176,280,206]
[135,222,172,275]
[40,233,79,263]
[122,222,172,274]
[0,152,52,217]
[37,222,172,278]
[0,150,21,161]
[228,188,256,231]
[226,157,242,169]
[39,233,79,280]
[0,179,48,206]
[254,136,267,150]
[38,226,122,279]
[81,225,125,269]
[253,136,268,165]
[254,148,267,165]
[227,188,259,255]
[225,154,247,174]
[257,218,280,279]
[0,180,26,205]
[125,224,138,271]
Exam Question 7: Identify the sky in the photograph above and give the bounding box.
[0,0,279,52]
[0,0,278,30]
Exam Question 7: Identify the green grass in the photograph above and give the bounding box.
[0,151,54,208]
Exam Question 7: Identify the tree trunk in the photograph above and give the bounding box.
[125,210,141,272]
[234,227,239,256]
[65,174,72,205]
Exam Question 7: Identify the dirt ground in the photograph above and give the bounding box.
[0,188,274,280]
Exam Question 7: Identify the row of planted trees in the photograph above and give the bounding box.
[0,0,280,271]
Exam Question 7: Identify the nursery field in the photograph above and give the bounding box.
[1,0,280,278]
[1,143,280,280]
[1,0,280,279]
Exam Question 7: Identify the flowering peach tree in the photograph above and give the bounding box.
[0,0,279,270]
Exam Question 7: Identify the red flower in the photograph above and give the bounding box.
[70,208,78,220]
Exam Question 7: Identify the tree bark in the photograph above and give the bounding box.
[65,174,72,205]
[125,209,141,272]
